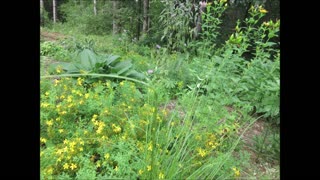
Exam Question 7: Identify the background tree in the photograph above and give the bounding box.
[53,0,57,23]
[113,1,119,34]
[40,0,44,25]
[143,0,149,33]
[94,0,97,16]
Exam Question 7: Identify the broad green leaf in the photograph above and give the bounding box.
[78,49,97,70]
[105,55,120,66]
[112,60,133,74]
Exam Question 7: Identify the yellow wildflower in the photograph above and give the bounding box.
[56,149,63,155]
[70,163,77,170]
[54,79,59,86]
[40,102,49,108]
[263,22,270,26]
[197,148,207,157]
[147,165,152,171]
[56,66,62,73]
[63,163,69,170]
[45,91,50,96]
[63,139,69,144]
[148,143,153,151]
[101,136,107,140]
[40,137,47,143]
[159,172,165,179]
[63,147,68,152]
[46,167,53,174]
[67,95,73,103]
[46,120,53,126]
[69,141,76,147]
[232,167,241,177]
[96,161,101,168]
[104,153,110,160]
[112,124,122,133]
[138,169,144,175]
[85,93,90,99]
[259,6,268,14]
[77,78,83,86]
[94,121,99,126]
[115,166,119,171]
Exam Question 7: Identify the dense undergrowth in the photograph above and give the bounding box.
[41,2,279,179]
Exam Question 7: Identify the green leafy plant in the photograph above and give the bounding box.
[159,0,196,51]
[252,127,280,162]
[48,49,146,81]
[41,41,72,61]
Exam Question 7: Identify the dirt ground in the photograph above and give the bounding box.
[41,31,67,42]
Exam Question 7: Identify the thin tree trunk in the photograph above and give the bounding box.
[112,1,119,34]
[142,0,149,33]
[53,0,57,23]
[94,0,97,16]
[40,0,44,25]
[136,0,142,39]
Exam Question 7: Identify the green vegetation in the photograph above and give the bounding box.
[41,0,279,179]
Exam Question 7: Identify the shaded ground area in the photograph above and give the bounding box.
[41,31,67,42]
[239,119,279,179]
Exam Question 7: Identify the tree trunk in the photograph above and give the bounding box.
[136,0,142,39]
[40,0,44,25]
[142,0,149,33]
[52,0,57,23]
[93,0,97,16]
[112,1,119,34]
[195,1,207,39]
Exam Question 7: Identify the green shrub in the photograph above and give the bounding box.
[40,41,72,61]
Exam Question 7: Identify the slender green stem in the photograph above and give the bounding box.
[41,73,149,86]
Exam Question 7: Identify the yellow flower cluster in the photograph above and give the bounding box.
[259,6,268,14]
[77,77,84,86]
[91,114,106,134]
[112,124,122,133]
[206,133,219,149]
[40,137,47,143]
[56,66,63,73]
[159,172,165,179]
[63,162,77,170]
[232,167,241,177]
[197,148,207,157]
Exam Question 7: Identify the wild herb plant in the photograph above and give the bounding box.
[41,41,73,62]
[47,49,146,84]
